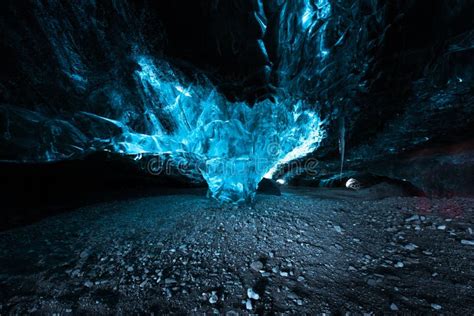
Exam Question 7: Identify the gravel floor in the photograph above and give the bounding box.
[1,189,473,314]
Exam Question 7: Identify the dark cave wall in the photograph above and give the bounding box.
[270,0,474,196]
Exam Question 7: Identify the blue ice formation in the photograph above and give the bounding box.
[96,0,332,203]
[103,54,325,203]
[0,0,330,204]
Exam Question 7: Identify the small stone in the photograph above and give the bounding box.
[405,215,420,222]
[245,299,253,310]
[431,304,442,310]
[395,261,404,268]
[390,303,399,311]
[296,299,303,306]
[297,276,305,282]
[165,278,177,284]
[334,225,343,233]
[461,240,474,246]
[127,266,134,272]
[437,225,446,230]
[84,281,93,288]
[403,243,418,251]
[209,291,218,304]
[367,279,377,286]
[247,288,260,300]
[279,271,289,277]
[250,261,263,272]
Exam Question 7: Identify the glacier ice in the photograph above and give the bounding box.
[0,52,325,204]
[0,0,333,204]
[107,54,325,204]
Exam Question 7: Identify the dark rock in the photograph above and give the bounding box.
[257,178,281,196]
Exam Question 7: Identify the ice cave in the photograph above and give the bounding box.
[0,0,473,314]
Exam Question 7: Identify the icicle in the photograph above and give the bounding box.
[338,116,345,180]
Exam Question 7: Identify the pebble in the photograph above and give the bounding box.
[367,279,377,286]
[279,271,289,277]
[404,243,418,251]
[390,303,399,311]
[84,281,93,288]
[165,278,177,284]
[460,240,474,246]
[209,291,218,304]
[431,304,442,310]
[437,225,446,230]
[250,261,263,272]
[405,215,420,222]
[245,299,253,310]
[334,225,343,233]
[395,261,404,268]
[247,288,260,300]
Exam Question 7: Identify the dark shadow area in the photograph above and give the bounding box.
[1,153,206,231]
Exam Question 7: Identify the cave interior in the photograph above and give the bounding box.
[0,0,473,314]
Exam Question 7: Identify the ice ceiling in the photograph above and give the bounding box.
[0,0,333,203]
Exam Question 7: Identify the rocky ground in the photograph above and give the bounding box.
[0,188,473,314]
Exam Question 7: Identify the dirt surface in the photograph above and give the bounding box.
[1,188,473,314]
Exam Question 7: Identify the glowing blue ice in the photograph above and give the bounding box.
[1,1,331,204]
[101,54,325,203]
